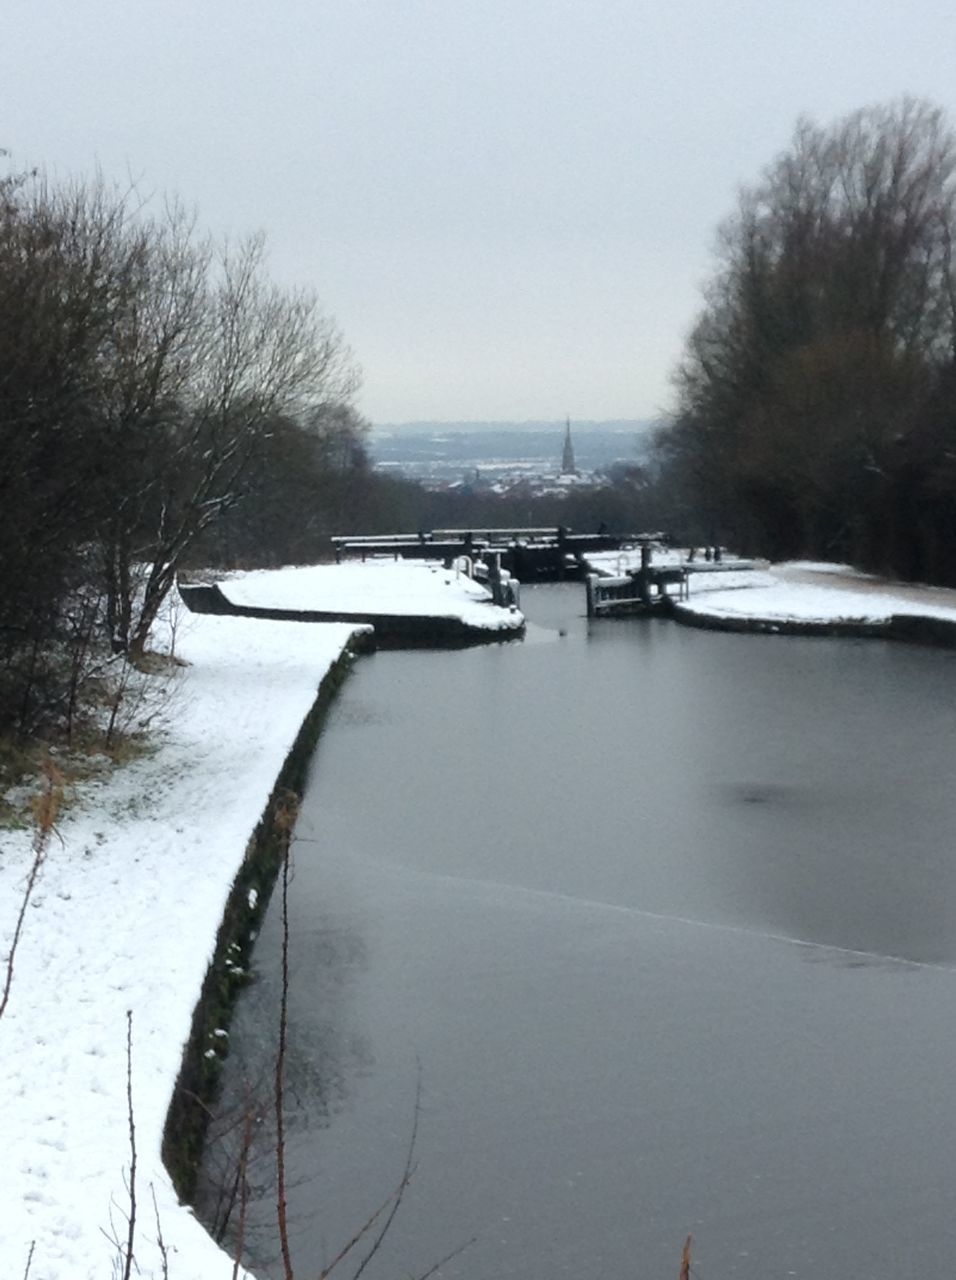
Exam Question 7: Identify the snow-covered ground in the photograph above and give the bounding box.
[5,556,956,1280]
[220,560,523,632]
[680,560,956,626]
[0,604,366,1280]
[586,549,956,627]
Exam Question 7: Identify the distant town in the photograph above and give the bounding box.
[368,418,658,499]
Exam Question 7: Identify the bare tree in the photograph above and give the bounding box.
[662,97,956,571]
[0,169,361,737]
[117,231,359,661]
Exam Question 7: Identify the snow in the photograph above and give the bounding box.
[220,559,523,632]
[680,561,956,626]
[0,603,364,1280]
[586,550,956,627]
[779,560,870,577]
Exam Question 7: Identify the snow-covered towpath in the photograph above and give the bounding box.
[0,608,367,1280]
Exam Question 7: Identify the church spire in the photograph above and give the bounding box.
[561,417,577,475]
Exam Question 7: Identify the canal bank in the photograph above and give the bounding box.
[668,560,956,645]
[670,596,956,646]
[584,551,956,647]
[181,560,526,647]
[0,611,372,1279]
[161,631,374,1203]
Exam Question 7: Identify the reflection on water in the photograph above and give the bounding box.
[199,584,956,1278]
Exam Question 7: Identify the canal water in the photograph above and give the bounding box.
[199,584,956,1279]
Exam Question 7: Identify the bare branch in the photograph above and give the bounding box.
[122,1009,137,1280]
[150,1185,170,1280]
[1,758,62,1021]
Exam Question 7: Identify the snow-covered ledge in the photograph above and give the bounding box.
[1,610,366,1280]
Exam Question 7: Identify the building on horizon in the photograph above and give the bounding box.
[560,418,578,476]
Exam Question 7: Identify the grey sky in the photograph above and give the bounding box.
[5,0,956,424]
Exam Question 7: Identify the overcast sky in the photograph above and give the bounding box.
[5,1,956,425]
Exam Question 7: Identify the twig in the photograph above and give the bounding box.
[214,1122,247,1244]
[0,841,44,1021]
[123,1010,137,1280]
[270,791,457,1280]
[150,1185,170,1280]
[315,1066,426,1280]
[21,1241,35,1280]
[1,759,61,1020]
[345,1068,423,1280]
[209,1086,268,1244]
[412,1236,477,1280]
[679,1234,693,1280]
[315,1195,395,1280]
[231,1109,255,1280]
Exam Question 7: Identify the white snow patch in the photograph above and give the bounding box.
[680,562,956,625]
[0,605,363,1280]
[221,560,523,632]
[584,549,956,627]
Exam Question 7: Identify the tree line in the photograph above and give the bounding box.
[0,165,663,747]
[657,97,956,581]
[0,172,366,738]
[16,99,949,744]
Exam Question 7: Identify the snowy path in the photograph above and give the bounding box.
[1,610,361,1280]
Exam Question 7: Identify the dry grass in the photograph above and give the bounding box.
[130,650,188,675]
[0,634,187,828]
[0,735,56,827]
[0,724,155,829]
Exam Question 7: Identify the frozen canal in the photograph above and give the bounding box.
[200,583,956,1278]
